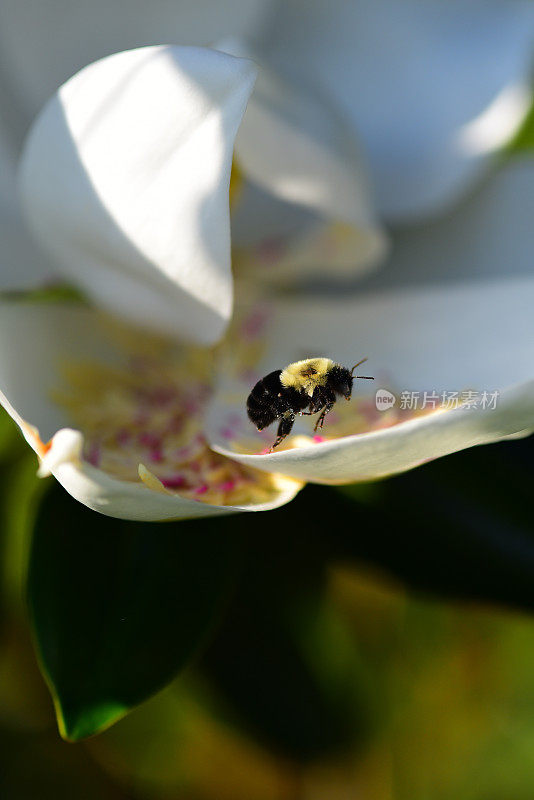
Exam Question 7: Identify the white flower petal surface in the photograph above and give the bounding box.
[0,300,302,520]
[19,45,256,343]
[232,186,385,283]
[262,0,534,220]
[0,117,51,289]
[0,303,107,442]
[48,449,301,522]
[353,156,534,293]
[0,200,57,290]
[208,277,534,482]
[238,220,386,282]
[18,423,302,521]
[217,38,385,275]
[0,0,271,119]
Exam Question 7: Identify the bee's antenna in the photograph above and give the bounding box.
[351,358,367,374]
[351,358,374,380]
[351,357,374,380]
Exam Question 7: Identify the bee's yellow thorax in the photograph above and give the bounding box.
[279,358,334,397]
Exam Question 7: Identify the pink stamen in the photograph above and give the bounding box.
[257,237,285,265]
[116,429,131,445]
[150,447,163,463]
[86,442,101,466]
[241,308,269,338]
[149,387,175,406]
[161,475,186,489]
[60,347,281,508]
[139,432,161,449]
[173,445,192,460]
[167,416,184,433]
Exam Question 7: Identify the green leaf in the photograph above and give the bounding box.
[28,483,242,741]
[508,100,534,153]
[1,453,49,613]
[0,282,86,305]
[0,407,28,463]
[198,507,374,763]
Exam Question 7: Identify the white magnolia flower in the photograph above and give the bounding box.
[1,44,534,523]
[0,2,385,292]
[260,0,534,221]
[0,0,276,291]
[3,1,533,288]
[0,44,307,521]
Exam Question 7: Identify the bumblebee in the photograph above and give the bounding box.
[247,357,373,451]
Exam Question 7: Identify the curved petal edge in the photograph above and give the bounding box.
[19,44,257,344]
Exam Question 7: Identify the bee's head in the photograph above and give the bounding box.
[331,359,374,400]
[330,366,353,400]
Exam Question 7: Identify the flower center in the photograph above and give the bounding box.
[53,322,286,507]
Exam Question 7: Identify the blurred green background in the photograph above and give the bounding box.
[3,402,534,800]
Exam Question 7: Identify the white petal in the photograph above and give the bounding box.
[262,0,534,221]
[19,45,256,343]
[207,276,534,482]
[216,39,385,276]
[232,184,384,281]
[0,200,57,290]
[234,219,386,282]
[0,302,103,442]
[6,421,302,521]
[355,155,534,293]
[217,37,384,274]
[46,432,302,521]
[0,122,17,209]
[0,113,51,289]
[0,300,302,520]
[213,380,534,484]
[0,0,271,119]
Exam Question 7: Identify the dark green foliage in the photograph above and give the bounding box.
[28,484,241,740]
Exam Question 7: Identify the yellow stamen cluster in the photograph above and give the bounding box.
[53,329,285,508]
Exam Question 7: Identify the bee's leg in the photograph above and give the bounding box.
[270,412,295,451]
[314,401,335,432]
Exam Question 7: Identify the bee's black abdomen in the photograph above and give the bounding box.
[250,370,283,399]
[247,370,286,431]
[247,369,311,433]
